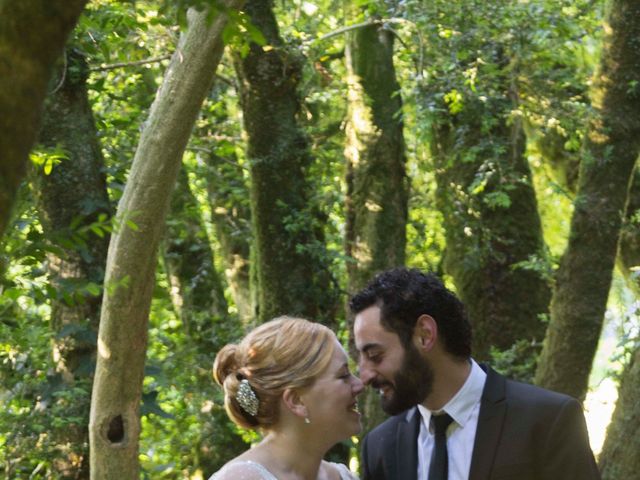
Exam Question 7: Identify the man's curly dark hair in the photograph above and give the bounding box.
[349,268,472,359]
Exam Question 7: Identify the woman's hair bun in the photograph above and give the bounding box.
[213,343,239,386]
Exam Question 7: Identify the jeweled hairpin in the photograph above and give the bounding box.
[236,379,259,416]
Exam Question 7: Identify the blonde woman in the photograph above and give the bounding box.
[210,317,363,480]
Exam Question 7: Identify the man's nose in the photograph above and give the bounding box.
[358,361,375,385]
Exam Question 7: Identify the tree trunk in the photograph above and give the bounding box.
[34,47,111,480]
[535,0,640,401]
[617,169,640,291]
[599,346,640,478]
[0,0,88,238]
[88,5,242,478]
[164,168,228,327]
[205,152,253,325]
[234,0,337,325]
[343,20,408,436]
[599,168,640,480]
[432,101,551,368]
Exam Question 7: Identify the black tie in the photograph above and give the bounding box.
[428,413,454,480]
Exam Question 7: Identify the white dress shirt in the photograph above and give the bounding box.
[417,359,486,480]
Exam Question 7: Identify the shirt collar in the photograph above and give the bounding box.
[417,358,486,430]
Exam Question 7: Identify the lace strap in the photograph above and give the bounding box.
[209,460,278,480]
[331,462,359,480]
[243,461,279,480]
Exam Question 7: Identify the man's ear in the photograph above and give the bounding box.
[282,388,307,419]
[413,314,437,353]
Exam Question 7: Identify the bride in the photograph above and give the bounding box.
[210,316,363,480]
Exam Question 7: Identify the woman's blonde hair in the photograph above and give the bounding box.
[213,316,336,429]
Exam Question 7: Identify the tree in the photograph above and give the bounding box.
[88,4,242,477]
[599,345,640,478]
[234,0,338,325]
[343,17,408,435]
[0,0,88,238]
[206,151,254,324]
[164,168,228,326]
[33,47,112,478]
[199,83,254,325]
[422,1,551,367]
[535,0,640,401]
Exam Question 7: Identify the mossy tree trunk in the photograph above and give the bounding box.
[431,100,551,369]
[534,0,640,401]
[234,0,337,325]
[89,5,242,478]
[34,48,111,479]
[344,20,408,435]
[0,0,88,238]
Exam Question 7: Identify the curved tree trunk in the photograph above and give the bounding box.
[88,5,242,478]
[234,0,338,325]
[344,20,408,436]
[35,48,111,479]
[432,100,550,368]
[535,0,640,401]
[0,0,88,238]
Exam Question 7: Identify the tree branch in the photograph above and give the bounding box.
[89,54,173,72]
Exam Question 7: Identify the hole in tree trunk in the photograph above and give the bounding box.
[107,415,125,443]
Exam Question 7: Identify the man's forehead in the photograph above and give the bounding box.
[354,306,399,349]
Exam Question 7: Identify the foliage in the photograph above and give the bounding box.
[0,206,94,477]
[139,272,249,478]
[1,0,629,477]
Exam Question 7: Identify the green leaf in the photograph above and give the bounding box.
[141,391,174,419]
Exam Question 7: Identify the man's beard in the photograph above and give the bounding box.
[374,344,433,415]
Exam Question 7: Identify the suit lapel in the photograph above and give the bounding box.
[469,366,507,480]
[394,408,420,480]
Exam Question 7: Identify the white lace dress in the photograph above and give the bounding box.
[209,460,359,480]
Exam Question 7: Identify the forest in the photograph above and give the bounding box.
[1,0,639,478]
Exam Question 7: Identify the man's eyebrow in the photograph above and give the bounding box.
[360,343,382,355]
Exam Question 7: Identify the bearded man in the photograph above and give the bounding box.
[350,268,600,480]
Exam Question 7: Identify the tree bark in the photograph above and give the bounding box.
[343,20,408,436]
[598,346,640,478]
[34,47,111,480]
[234,0,338,325]
[617,169,640,290]
[432,100,551,367]
[88,4,242,478]
[535,0,640,401]
[0,0,88,238]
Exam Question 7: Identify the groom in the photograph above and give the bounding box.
[350,268,600,480]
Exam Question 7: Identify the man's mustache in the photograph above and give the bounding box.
[371,379,393,390]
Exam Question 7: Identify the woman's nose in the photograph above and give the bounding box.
[352,375,365,395]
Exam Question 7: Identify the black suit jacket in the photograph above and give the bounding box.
[361,366,600,480]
